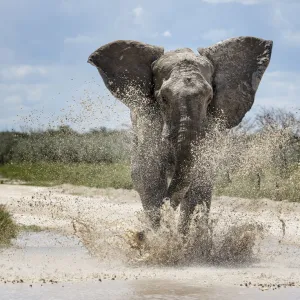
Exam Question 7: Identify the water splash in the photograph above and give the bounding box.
[124,201,263,266]
[70,199,263,267]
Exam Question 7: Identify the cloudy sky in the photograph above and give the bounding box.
[0,0,299,131]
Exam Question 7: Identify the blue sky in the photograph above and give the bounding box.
[0,0,299,131]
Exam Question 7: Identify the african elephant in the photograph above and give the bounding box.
[88,37,273,233]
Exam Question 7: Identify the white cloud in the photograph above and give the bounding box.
[64,34,98,44]
[162,30,172,37]
[132,6,144,25]
[133,6,143,18]
[0,65,48,80]
[0,83,48,103]
[202,29,234,42]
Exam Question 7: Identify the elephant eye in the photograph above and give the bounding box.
[161,95,167,104]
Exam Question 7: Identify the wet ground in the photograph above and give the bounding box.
[2,280,300,300]
[1,184,300,299]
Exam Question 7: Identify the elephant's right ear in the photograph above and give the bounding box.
[198,37,273,129]
[88,40,164,108]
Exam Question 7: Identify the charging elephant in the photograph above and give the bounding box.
[88,37,273,233]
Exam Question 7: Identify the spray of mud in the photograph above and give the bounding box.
[70,189,264,268]
[9,81,299,271]
[66,115,298,268]
[124,202,263,266]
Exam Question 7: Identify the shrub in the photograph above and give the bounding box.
[0,205,18,246]
[1,127,132,164]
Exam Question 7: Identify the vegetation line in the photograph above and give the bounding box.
[0,162,133,189]
[0,107,299,201]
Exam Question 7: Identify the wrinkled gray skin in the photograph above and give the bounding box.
[88,37,273,233]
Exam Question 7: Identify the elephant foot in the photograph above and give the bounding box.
[126,230,148,254]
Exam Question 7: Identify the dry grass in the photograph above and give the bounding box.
[0,205,18,246]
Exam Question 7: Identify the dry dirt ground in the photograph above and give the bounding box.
[1,183,300,298]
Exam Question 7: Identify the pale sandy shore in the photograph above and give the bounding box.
[1,183,300,299]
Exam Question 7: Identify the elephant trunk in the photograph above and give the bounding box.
[177,117,198,152]
[176,106,206,161]
[166,115,199,205]
[166,103,207,205]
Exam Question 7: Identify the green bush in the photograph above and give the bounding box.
[0,162,133,189]
[0,127,131,165]
[0,131,23,164]
[0,205,18,246]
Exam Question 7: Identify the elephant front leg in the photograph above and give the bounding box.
[178,180,213,235]
[131,156,167,229]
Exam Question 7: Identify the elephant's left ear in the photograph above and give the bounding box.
[88,40,164,109]
[198,37,273,128]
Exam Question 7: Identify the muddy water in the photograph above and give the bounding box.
[2,281,300,300]
[1,184,300,299]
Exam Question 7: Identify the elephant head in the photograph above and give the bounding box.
[88,37,272,163]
